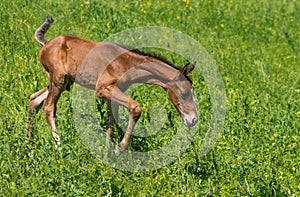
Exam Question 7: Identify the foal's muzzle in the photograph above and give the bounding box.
[183,114,198,127]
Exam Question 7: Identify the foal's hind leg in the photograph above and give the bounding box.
[43,82,64,144]
[26,87,49,141]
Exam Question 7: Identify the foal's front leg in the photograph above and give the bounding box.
[106,101,114,140]
[106,101,120,141]
[96,84,141,151]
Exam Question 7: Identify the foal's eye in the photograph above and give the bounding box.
[181,91,189,99]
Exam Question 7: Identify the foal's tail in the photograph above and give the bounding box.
[34,16,54,46]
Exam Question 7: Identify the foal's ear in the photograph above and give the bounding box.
[181,61,196,75]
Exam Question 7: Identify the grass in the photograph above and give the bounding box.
[0,0,299,196]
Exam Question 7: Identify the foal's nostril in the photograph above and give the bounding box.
[192,117,198,125]
[183,115,198,127]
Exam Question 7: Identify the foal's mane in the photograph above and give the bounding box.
[116,43,193,83]
[115,44,179,70]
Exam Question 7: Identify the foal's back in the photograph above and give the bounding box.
[39,34,139,88]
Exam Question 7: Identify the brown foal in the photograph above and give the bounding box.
[27,16,198,150]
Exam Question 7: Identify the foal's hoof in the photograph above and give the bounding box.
[25,138,30,143]
[52,132,61,145]
[114,146,125,155]
[105,137,115,149]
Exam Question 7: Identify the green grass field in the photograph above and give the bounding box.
[1,0,299,196]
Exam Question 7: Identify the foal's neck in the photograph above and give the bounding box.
[135,57,179,85]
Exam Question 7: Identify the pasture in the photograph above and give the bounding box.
[0,0,299,196]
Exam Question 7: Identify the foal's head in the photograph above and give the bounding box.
[165,62,198,127]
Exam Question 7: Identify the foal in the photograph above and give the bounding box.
[27,16,198,150]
